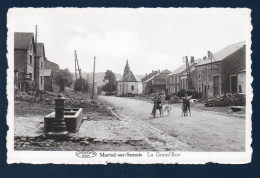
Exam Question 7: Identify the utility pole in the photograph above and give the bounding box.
[74,51,77,81]
[74,50,84,94]
[92,56,96,99]
[185,56,193,90]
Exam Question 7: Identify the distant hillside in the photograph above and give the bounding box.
[81,72,122,87]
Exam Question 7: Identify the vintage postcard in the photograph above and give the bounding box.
[7,8,252,164]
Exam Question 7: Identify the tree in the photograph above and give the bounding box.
[54,68,73,92]
[102,70,117,94]
[74,78,89,93]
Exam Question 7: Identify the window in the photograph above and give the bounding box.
[177,76,179,83]
[177,86,179,92]
[199,72,201,80]
[41,76,43,85]
[208,85,210,89]
[29,73,32,80]
[199,85,201,92]
[131,85,134,90]
[239,85,242,93]
[29,55,32,65]
[173,86,175,93]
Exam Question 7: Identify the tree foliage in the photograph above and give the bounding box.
[102,70,117,94]
[54,68,73,92]
[104,70,116,84]
[74,78,89,92]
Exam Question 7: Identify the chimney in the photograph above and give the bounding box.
[146,73,147,76]
[190,56,195,63]
[203,56,206,60]
[152,70,154,73]
[207,51,211,59]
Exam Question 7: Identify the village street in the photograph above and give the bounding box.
[99,95,245,152]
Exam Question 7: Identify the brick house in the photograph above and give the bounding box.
[142,69,171,95]
[195,41,246,98]
[166,57,202,95]
[14,32,35,91]
[35,43,46,90]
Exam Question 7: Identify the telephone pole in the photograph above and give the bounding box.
[91,56,96,99]
[74,50,84,94]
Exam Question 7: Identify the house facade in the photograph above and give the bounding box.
[143,69,171,95]
[35,43,46,90]
[14,32,35,91]
[195,41,246,98]
[166,57,201,95]
[117,60,143,96]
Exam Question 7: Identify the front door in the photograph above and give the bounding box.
[231,76,238,94]
[213,76,220,96]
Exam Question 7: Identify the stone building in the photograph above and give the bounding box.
[195,41,246,98]
[142,69,171,95]
[166,57,202,95]
[117,60,143,96]
[14,32,35,91]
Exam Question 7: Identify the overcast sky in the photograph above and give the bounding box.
[8,8,251,75]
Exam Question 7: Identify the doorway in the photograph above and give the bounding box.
[231,75,238,94]
[213,76,220,96]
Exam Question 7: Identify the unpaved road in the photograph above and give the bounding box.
[99,96,245,152]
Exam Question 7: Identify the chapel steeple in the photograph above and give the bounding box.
[123,59,130,77]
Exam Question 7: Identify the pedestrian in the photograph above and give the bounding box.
[151,92,159,117]
[182,93,192,116]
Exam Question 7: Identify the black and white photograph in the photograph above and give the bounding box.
[7,8,252,164]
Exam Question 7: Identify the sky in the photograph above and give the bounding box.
[8,8,251,75]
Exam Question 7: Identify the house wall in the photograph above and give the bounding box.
[195,61,221,98]
[238,72,246,94]
[35,56,44,90]
[221,46,246,94]
[14,49,35,80]
[14,49,27,72]
[117,82,142,96]
[230,72,246,94]
[166,75,180,94]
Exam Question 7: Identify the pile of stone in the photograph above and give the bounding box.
[205,93,246,107]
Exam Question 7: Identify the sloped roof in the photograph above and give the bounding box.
[168,58,202,76]
[14,32,34,49]
[141,71,158,82]
[119,71,141,82]
[36,43,45,58]
[44,69,52,77]
[196,41,245,66]
[160,69,171,74]
[231,66,246,74]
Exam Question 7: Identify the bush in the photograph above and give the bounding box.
[175,90,202,99]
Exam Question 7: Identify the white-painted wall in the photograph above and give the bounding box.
[117,82,143,96]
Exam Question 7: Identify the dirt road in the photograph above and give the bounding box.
[99,96,245,151]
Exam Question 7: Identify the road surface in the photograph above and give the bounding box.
[99,96,245,151]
